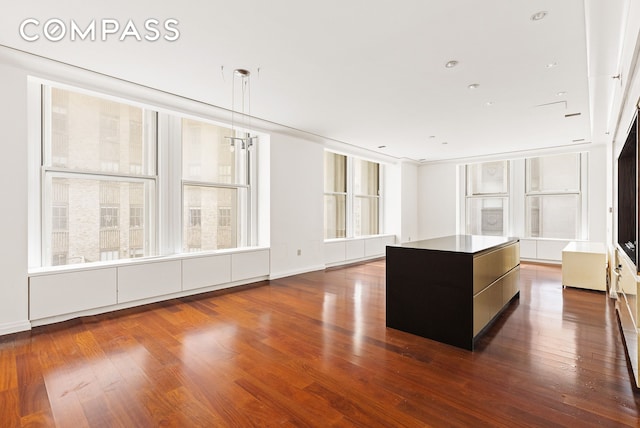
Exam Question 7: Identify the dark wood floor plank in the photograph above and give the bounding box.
[1,262,639,426]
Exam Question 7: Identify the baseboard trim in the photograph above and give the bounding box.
[0,320,32,336]
[269,265,326,280]
[325,255,385,269]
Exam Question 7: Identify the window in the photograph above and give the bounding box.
[188,207,202,228]
[525,153,584,239]
[218,207,232,227]
[217,207,233,249]
[42,86,156,266]
[128,183,144,256]
[129,114,143,174]
[324,151,382,239]
[129,206,144,228]
[324,152,347,239]
[465,161,509,236]
[181,118,248,252]
[353,159,380,236]
[51,180,69,265]
[35,82,260,268]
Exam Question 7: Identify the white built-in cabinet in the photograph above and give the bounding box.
[29,248,269,325]
[615,248,640,388]
[324,235,396,267]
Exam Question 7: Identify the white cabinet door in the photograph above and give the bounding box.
[182,255,232,291]
[232,250,270,281]
[118,260,181,303]
[30,268,117,320]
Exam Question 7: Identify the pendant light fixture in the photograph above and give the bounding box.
[226,68,258,151]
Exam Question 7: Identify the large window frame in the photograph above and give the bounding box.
[178,116,253,252]
[461,152,588,241]
[32,80,260,269]
[464,160,510,236]
[324,151,383,240]
[524,152,587,240]
[40,85,157,267]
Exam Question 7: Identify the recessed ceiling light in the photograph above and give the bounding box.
[445,60,459,68]
[442,142,448,145]
[485,101,494,106]
[530,11,547,21]
[557,91,567,96]
[377,145,387,149]
[545,62,558,68]
[468,83,480,90]
[429,135,436,139]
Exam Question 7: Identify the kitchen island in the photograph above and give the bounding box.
[386,235,520,350]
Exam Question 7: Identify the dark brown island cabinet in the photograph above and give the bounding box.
[386,235,520,350]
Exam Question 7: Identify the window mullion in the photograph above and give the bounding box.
[161,113,181,255]
[346,156,354,238]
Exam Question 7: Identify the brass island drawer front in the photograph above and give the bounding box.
[473,243,520,295]
[473,267,520,337]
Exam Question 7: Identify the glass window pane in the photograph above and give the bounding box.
[354,196,379,236]
[527,154,580,192]
[324,152,346,193]
[183,185,239,251]
[466,198,507,236]
[354,159,379,196]
[45,177,152,266]
[324,194,346,239]
[466,161,508,195]
[182,119,236,183]
[49,88,154,175]
[526,194,579,239]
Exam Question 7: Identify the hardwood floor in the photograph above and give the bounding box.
[1,261,638,427]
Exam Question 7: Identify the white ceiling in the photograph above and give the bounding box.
[0,0,626,161]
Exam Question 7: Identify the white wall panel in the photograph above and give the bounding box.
[364,237,385,257]
[0,61,29,330]
[382,235,397,246]
[182,254,231,291]
[418,162,458,240]
[519,239,537,259]
[324,241,346,265]
[232,250,270,281]
[30,268,117,320]
[400,161,419,243]
[537,240,570,262]
[118,260,181,303]
[269,133,324,278]
[346,239,365,260]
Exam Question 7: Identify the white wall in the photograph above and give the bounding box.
[417,162,458,239]
[0,61,30,334]
[588,144,607,243]
[400,161,419,243]
[269,133,325,278]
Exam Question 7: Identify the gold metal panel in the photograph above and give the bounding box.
[473,268,519,337]
[473,242,519,295]
[502,267,520,305]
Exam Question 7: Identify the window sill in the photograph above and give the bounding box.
[324,234,395,244]
[28,246,270,277]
